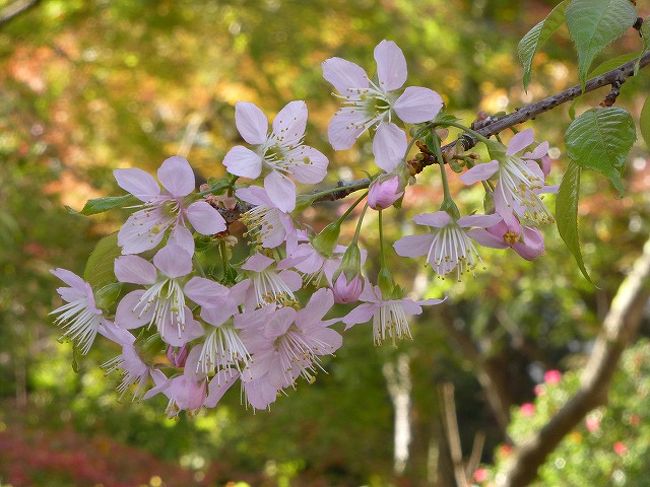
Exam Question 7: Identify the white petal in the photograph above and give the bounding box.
[235,101,268,145]
[374,40,407,92]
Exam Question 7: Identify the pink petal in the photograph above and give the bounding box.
[466,228,508,249]
[184,276,229,307]
[115,290,152,329]
[235,101,268,145]
[98,321,135,346]
[113,168,160,202]
[372,122,407,172]
[394,87,443,123]
[413,211,451,228]
[51,268,86,290]
[298,288,333,323]
[525,160,545,181]
[279,270,303,292]
[205,371,238,407]
[328,109,368,150]
[342,303,377,328]
[513,227,545,260]
[153,244,192,278]
[457,213,503,228]
[223,145,263,179]
[264,307,297,338]
[322,57,369,94]
[241,252,274,272]
[286,146,329,184]
[161,310,204,347]
[493,184,517,225]
[309,327,342,354]
[459,160,499,185]
[397,299,423,316]
[507,129,534,156]
[157,156,195,197]
[374,40,407,92]
[272,100,307,148]
[418,297,447,307]
[264,171,296,213]
[168,224,195,255]
[236,185,273,207]
[201,305,236,327]
[523,141,549,160]
[114,255,157,285]
[118,209,169,255]
[393,234,434,258]
[186,201,226,235]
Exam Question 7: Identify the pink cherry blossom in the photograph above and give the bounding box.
[342,280,445,344]
[236,185,297,249]
[323,40,443,171]
[241,253,302,308]
[393,211,502,280]
[113,244,204,346]
[467,214,545,260]
[223,101,329,212]
[367,174,404,210]
[50,268,107,354]
[459,129,553,226]
[279,243,366,286]
[114,156,226,255]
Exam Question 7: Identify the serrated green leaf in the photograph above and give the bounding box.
[83,233,121,289]
[76,194,138,216]
[566,0,638,88]
[588,52,640,77]
[518,0,568,91]
[641,96,650,149]
[556,161,593,283]
[565,107,636,194]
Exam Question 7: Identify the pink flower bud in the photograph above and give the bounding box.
[332,274,363,304]
[544,369,562,385]
[520,402,535,417]
[368,175,403,210]
[166,345,189,368]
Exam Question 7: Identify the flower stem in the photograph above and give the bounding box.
[433,120,492,145]
[337,191,369,224]
[352,202,369,244]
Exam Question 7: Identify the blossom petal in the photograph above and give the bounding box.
[523,141,549,160]
[342,303,376,328]
[153,244,192,278]
[118,209,168,255]
[286,146,329,184]
[513,227,545,260]
[113,168,160,202]
[374,40,407,91]
[413,211,451,228]
[186,201,226,235]
[184,276,229,308]
[457,213,503,228]
[279,270,303,292]
[272,100,307,148]
[418,297,447,307]
[322,57,369,94]
[372,122,407,172]
[223,145,263,179]
[394,86,443,123]
[115,290,152,329]
[459,160,499,185]
[466,228,508,249]
[393,234,434,258]
[204,371,238,407]
[264,171,296,213]
[114,255,157,285]
[235,101,268,145]
[241,253,274,272]
[298,287,333,323]
[157,156,195,197]
[507,129,534,156]
[168,224,195,255]
[50,268,86,290]
[235,185,273,207]
[328,109,368,150]
[160,309,204,347]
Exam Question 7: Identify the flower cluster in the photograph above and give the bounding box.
[51,40,556,415]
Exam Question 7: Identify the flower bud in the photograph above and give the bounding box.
[166,344,190,368]
[368,175,404,210]
[332,273,363,304]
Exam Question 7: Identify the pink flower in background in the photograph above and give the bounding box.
[460,129,554,226]
[393,211,502,280]
[50,269,107,355]
[343,280,445,344]
[236,185,297,249]
[223,101,329,212]
[467,214,545,260]
[323,40,443,171]
[241,253,302,308]
[114,156,226,255]
[368,175,404,210]
[613,442,628,456]
[544,369,562,384]
[520,402,535,417]
[474,468,489,483]
[113,245,204,346]
[585,415,601,433]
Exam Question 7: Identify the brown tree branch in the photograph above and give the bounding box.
[499,237,650,487]
[0,0,40,27]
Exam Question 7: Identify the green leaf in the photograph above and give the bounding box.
[566,0,638,88]
[83,233,121,289]
[556,161,593,283]
[565,107,636,194]
[641,96,650,149]
[75,194,139,216]
[517,0,568,90]
[588,52,640,77]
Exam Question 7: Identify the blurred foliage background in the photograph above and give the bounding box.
[1,0,650,485]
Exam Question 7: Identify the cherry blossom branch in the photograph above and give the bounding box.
[499,236,650,487]
[0,0,40,27]
[214,50,650,225]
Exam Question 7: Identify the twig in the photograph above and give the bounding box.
[499,236,650,487]
[0,0,40,27]
[440,383,469,487]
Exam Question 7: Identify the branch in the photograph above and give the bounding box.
[0,0,40,27]
[215,50,650,223]
[499,236,650,487]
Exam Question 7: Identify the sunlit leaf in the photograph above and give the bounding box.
[641,96,650,149]
[565,107,636,195]
[83,233,121,289]
[556,161,593,283]
[75,194,139,216]
[566,0,637,88]
[517,0,568,91]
